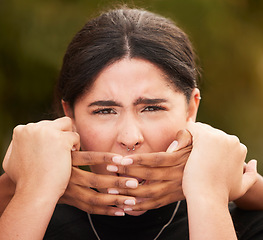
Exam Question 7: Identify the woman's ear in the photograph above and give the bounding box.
[61,100,77,132]
[187,88,200,122]
[61,100,74,119]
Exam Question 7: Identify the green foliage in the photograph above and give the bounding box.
[0,0,262,174]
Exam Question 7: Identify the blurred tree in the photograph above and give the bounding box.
[0,0,262,174]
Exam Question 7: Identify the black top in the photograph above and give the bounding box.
[44,201,263,240]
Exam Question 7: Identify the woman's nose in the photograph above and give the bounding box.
[117,116,143,151]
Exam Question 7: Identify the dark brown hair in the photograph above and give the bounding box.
[56,7,198,112]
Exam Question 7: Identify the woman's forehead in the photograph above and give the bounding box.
[87,58,175,95]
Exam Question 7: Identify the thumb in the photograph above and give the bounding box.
[241,159,258,194]
[166,129,192,153]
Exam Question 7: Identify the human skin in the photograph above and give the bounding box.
[0,54,259,239]
[0,137,192,217]
[62,57,200,215]
[0,57,262,219]
[0,118,257,240]
[183,122,257,240]
[0,118,79,239]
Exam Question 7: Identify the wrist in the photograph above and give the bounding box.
[186,192,229,208]
[186,194,236,240]
[184,185,229,207]
[15,182,62,204]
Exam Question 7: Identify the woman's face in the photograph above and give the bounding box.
[64,58,200,173]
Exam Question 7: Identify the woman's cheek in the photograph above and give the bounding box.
[76,126,109,151]
[146,124,182,151]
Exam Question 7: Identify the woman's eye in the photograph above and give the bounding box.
[143,106,166,112]
[93,108,116,115]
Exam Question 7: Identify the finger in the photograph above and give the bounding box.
[120,146,191,167]
[71,167,138,189]
[72,151,121,166]
[60,183,131,216]
[127,193,184,212]
[38,117,73,132]
[73,200,125,216]
[175,129,193,150]
[107,163,185,181]
[124,165,184,181]
[108,180,183,198]
[63,131,80,151]
[54,116,73,131]
[241,159,258,194]
[186,121,227,139]
[166,129,192,153]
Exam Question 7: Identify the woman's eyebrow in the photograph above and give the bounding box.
[88,100,122,107]
[133,97,168,105]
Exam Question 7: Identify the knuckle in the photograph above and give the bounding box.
[119,188,131,195]
[133,154,143,165]
[133,205,144,211]
[152,201,163,209]
[87,206,95,214]
[113,198,122,206]
[231,135,240,144]
[88,174,100,188]
[144,189,157,198]
[166,194,176,204]
[153,153,163,167]
[121,166,130,176]
[13,124,25,136]
[144,168,153,179]
[105,208,115,216]
[103,154,112,163]
[114,177,130,189]
[166,167,175,180]
[62,116,72,126]
[89,195,100,206]
[84,152,92,162]
[36,120,48,126]
[114,179,122,188]
[26,122,35,128]
[136,155,143,164]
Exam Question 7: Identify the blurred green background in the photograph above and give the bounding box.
[0,0,262,174]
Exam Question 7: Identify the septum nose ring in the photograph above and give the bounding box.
[127,145,135,152]
[127,142,138,152]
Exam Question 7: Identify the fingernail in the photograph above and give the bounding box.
[121,157,133,165]
[71,146,77,151]
[108,189,119,194]
[124,207,133,211]
[124,199,136,206]
[126,180,138,188]
[166,140,178,153]
[106,165,118,172]
[115,211,125,216]
[112,156,123,164]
